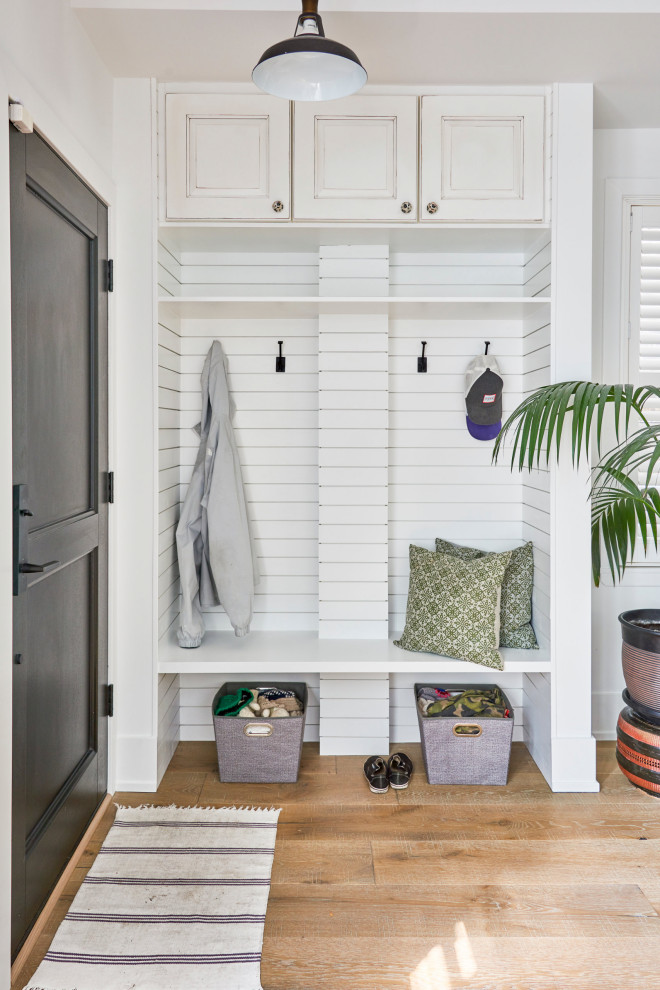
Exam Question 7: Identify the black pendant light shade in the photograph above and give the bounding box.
[252,1,367,102]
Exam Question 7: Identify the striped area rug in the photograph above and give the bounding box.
[23,804,281,990]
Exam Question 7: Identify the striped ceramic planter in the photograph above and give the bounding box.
[619,609,660,723]
[616,705,660,798]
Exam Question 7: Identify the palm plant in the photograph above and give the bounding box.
[492,382,660,586]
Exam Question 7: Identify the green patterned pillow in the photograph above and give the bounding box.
[435,538,538,650]
[394,545,512,670]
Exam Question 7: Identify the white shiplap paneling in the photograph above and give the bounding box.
[158,253,183,641]
[319,307,389,639]
[157,672,180,784]
[177,311,319,633]
[388,319,524,633]
[522,291,552,651]
[319,672,390,755]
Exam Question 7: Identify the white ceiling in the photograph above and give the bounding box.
[74,6,660,127]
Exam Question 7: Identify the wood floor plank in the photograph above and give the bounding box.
[111,771,208,807]
[395,772,656,806]
[271,838,374,885]
[261,936,660,990]
[372,837,660,886]
[264,882,658,938]
[197,773,398,807]
[277,802,660,841]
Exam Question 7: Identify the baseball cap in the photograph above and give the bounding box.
[465,354,503,441]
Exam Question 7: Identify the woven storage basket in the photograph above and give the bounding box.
[415,683,514,785]
[212,681,307,783]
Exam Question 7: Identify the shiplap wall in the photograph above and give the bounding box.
[158,248,183,639]
[179,672,320,742]
[157,248,183,777]
[390,249,529,297]
[178,313,319,632]
[319,673,389,755]
[159,248,553,642]
[388,317,525,632]
[521,241,552,649]
[160,248,318,297]
[157,672,180,783]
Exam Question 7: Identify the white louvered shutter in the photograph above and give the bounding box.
[629,205,660,387]
[628,206,660,537]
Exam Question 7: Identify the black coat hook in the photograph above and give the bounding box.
[418,341,428,373]
[484,341,490,356]
[276,340,286,373]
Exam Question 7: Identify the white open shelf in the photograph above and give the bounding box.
[158,296,551,321]
[158,223,552,257]
[158,629,551,675]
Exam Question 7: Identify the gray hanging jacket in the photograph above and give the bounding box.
[176,341,257,646]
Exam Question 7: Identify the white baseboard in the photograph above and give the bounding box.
[592,690,624,740]
[115,734,158,792]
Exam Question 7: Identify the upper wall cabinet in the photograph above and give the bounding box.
[165,94,291,220]
[420,95,545,222]
[293,96,418,221]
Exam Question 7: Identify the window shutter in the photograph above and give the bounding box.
[629,205,660,386]
[628,205,660,514]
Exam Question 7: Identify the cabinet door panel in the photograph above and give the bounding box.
[294,96,417,221]
[421,94,545,222]
[166,94,290,220]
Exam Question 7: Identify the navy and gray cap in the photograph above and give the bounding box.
[465,354,503,441]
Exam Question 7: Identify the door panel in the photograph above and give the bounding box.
[420,94,546,222]
[293,95,418,221]
[26,190,93,527]
[165,94,291,220]
[25,555,93,836]
[10,126,109,959]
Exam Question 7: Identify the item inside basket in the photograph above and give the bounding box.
[417,686,511,719]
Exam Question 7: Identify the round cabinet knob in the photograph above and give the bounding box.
[272,200,285,213]
[426,202,439,215]
[400,201,413,214]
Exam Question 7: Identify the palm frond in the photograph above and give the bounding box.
[492,382,660,585]
[492,382,657,471]
[593,425,660,488]
[590,470,660,585]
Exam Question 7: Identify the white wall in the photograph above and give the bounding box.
[0,2,114,981]
[592,128,660,738]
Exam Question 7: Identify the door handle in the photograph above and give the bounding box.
[19,560,60,574]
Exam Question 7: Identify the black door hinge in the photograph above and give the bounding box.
[107,684,114,718]
[107,259,114,292]
[106,471,115,504]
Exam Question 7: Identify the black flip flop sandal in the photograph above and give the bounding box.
[363,755,389,794]
[387,752,413,789]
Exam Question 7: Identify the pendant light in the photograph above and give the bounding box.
[252,0,367,102]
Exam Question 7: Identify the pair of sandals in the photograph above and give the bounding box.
[363,752,413,793]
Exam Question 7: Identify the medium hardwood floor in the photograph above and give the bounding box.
[13,741,660,990]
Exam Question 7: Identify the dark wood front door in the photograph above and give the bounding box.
[10,126,109,958]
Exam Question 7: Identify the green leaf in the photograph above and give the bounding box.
[571,381,590,465]
[612,384,623,443]
[624,382,634,434]
[591,519,602,586]
[596,384,611,455]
